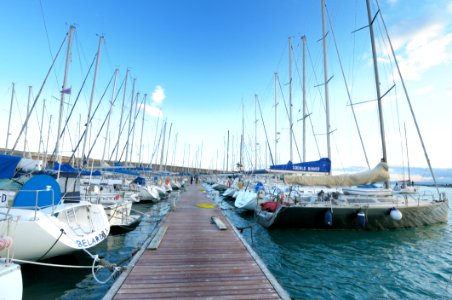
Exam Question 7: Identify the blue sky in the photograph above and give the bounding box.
[1,0,451,172]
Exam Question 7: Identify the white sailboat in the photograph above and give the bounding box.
[0,26,110,261]
[0,155,110,261]
[256,0,448,229]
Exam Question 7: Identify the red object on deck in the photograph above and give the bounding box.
[261,201,279,212]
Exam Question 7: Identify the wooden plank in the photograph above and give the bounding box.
[211,216,228,230]
[146,225,167,250]
[104,184,290,300]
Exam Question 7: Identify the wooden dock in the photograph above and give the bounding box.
[104,184,290,299]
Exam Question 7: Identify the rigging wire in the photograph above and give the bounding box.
[38,0,60,89]
[326,5,370,169]
[9,31,68,154]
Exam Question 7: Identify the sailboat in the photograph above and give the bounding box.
[0,26,111,261]
[255,0,448,230]
[0,154,110,261]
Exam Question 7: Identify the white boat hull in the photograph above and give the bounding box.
[0,202,110,261]
[234,191,258,211]
[0,261,22,300]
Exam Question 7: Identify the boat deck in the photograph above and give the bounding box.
[104,183,289,299]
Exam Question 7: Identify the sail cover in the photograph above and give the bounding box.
[270,158,331,173]
[0,154,22,179]
[284,161,389,186]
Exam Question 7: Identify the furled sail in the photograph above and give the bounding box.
[284,161,389,186]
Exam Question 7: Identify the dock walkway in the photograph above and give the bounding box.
[104,183,289,299]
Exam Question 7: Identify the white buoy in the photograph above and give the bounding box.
[390,207,403,221]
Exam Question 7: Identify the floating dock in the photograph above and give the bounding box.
[104,184,289,299]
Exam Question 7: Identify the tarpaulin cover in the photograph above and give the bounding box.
[0,154,22,179]
[13,174,62,208]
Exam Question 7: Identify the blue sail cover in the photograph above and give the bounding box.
[0,154,22,179]
[270,158,331,173]
[13,174,62,208]
[53,162,102,176]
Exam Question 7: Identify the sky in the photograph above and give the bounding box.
[0,0,451,172]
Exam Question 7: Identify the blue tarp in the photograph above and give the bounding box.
[13,174,62,208]
[0,154,22,179]
[132,176,146,185]
[53,162,102,176]
[270,158,331,173]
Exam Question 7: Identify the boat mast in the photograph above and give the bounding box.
[365,0,388,187]
[288,37,293,162]
[43,115,52,168]
[165,122,173,167]
[321,0,332,165]
[125,78,136,165]
[38,98,46,160]
[5,83,15,153]
[102,68,118,164]
[159,119,167,171]
[274,73,278,165]
[240,97,244,171]
[23,86,32,156]
[138,93,147,165]
[81,34,103,167]
[116,69,129,162]
[255,94,258,170]
[129,91,140,163]
[226,130,229,172]
[302,35,307,162]
[55,25,75,168]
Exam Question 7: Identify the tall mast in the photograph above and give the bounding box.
[38,98,46,159]
[366,0,387,166]
[226,130,229,172]
[274,73,278,165]
[5,83,15,153]
[129,91,139,163]
[159,120,167,171]
[102,68,118,164]
[288,37,293,162]
[321,0,332,165]
[254,94,258,170]
[55,25,75,166]
[81,34,103,167]
[43,115,52,168]
[23,86,32,156]
[302,35,307,162]
[165,122,173,167]
[240,98,244,171]
[116,69,129,162]
[138,93,147,165]
[125,78,136,164]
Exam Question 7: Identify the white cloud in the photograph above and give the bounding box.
[392,22,452,80]
[145,104,163,118]
[151,85,165,104]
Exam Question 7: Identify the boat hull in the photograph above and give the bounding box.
[0,203,110,261]
[0,261,22,300]
[256,200,448,230]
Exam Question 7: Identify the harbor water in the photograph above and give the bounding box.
[21,186,451,299]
